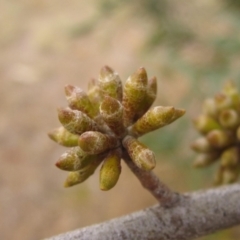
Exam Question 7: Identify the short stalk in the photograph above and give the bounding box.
[123,152,183,207]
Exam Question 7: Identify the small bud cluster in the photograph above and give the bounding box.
[192,81,240,184]
[49,66,185,190]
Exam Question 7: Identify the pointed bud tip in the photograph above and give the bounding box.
[136,67,147,79]
[100,96,121,113]
[99,65,115,79]
[55,161,61,168]
[138,67,146,73]
[100,186,109,191]
[57,107,68,114]
[64,84,75,96]
[176,108,186,116]
[64,182,71,188]
[101,65,114,73]
[57,108,73,122]
[48,130,57,141]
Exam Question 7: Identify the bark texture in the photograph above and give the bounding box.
[46,184,240,240]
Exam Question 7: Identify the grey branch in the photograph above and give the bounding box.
[46,184,240,240]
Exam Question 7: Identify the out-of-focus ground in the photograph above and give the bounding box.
[1,0,240,239]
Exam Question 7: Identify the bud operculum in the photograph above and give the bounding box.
[56,147,103,171]
[65,85,97,118]
[78,131,119,155]
[64,158,102,187]
[100,96,126,137]
[98,66,123,101]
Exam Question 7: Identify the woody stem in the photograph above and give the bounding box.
[123,151,183,207]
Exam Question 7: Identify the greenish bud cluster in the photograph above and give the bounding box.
[192,81,240,185]
[49,66,185,190]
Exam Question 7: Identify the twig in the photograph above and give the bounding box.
[123,151,183,207]
[46,184,240,240]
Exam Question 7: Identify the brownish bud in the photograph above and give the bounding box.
[87,78,102,112]
[135,76,157,119]
[122,135,156,171]
[214,93,233,111]
[58,108,98,135]
[64,159,102,187]
[48,126,78,147]
[65,85,96,118]
[78,131,119,155]
[56,147,100,171]
[99,96,126,137]
[237,126,240,141]
[213,166,224,185]
[202,98,218,117]
[220,147,239,168]
[207,129,234,148]
[122,67,148,127]
[222,167,240,184]
[193,115,222,134]
[99,149,122,191]
[222,80,240,108]
[193,152,219,167]
[219,109,239,129]
[130,106,185,137]
[191,137,212,153]
[98,66,122,101]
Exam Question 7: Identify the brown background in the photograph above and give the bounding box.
[1,1,240,239]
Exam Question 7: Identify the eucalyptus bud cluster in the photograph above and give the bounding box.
[192,81,240,184]
[49,66,185,190]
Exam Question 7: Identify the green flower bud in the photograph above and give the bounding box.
[65,85,96,118]
[191,137,212,153]
[193,115,222,134]
[169,108,186,124]
[64,159,102,187]
[219,109,239,129]
[222,167,240,184]
[214,93,233,112]
[222,81,240,108]
[207,129,234,148]
[135,76,157,119]
[220,147,239,168]
[130,106,185,137]
[237,126,240,140]
[99,96,126,137]
[98,66,122,101]
[87,78,102,112]
[58,108,98,135]
[99,149,122,191]
[202,98,218,118]
[122,67,148,127]
[78,131,119,155]
[56,147,101,171]
[213,166,224,185]
[122,135,156,171]
[193,152,219,167]
[48,126,78,147]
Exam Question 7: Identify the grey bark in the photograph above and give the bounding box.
[46,184,240,240]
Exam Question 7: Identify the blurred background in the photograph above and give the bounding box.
[1,0,240,239]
